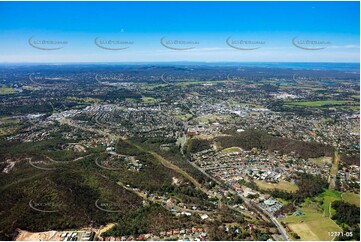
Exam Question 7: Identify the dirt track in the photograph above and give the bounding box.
[16,229,59,241]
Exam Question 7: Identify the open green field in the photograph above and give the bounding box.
[222,147,243,154]
[198,117,215,123]
[174,80,238,86]
[0,86,16,95]
[141,97,156,103]
[0,127,17,136]
[125,98,136,102]
[0,117,19,136]
[285,100,348,107]
[176,113,193,121]
[197,114,234,124]
[255,180,298,192]
[67,97,101,103]
[141,84,168,90]
[346,105,360,110]
[281,198,342,241]
[342,193,360,207]
[174,81,202,86]
[0,117,19,124]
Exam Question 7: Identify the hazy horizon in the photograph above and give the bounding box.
[0,1,359,63]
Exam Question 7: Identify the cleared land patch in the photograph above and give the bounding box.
[281,196,342,240]
[281,204,342,241]
[255,180,298,192]
[0,86,16,95]
[288,223,319,241]
[309,156,332,165]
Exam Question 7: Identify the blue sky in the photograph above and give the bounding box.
[0,1,359,63]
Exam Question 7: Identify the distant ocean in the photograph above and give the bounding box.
[117,62,361,73]
[232,62,360,73]
[173,62,360,73]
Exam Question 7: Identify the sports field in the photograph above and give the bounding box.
[222,147,243,153]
